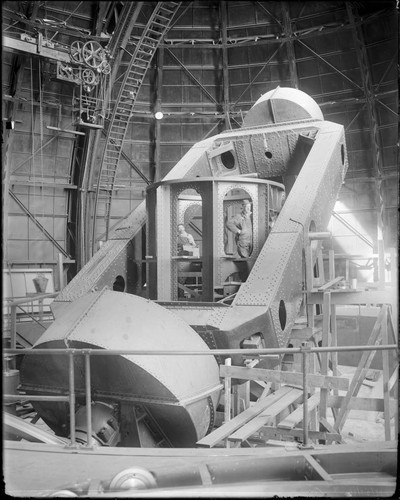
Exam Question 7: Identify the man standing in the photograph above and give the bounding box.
[225,199,253,257]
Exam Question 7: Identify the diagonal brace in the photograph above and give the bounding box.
[9,190,70,258]
[333,305,387,432]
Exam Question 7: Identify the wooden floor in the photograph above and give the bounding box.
[4,439,397,497]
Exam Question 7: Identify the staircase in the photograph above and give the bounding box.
[95,2,181,240]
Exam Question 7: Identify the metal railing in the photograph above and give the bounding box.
[3,342,397,448]
[3,293,58,350]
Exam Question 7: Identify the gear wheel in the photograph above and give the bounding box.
[70,40,84,64]
[82,40,106,69]
[82,68,97,85]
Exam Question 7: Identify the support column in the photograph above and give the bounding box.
[281,2,299,89]
[220,1,231,130]
[346,3,386,283]
[153,45,164,183]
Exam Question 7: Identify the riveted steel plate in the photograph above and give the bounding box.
[21,289,221,446]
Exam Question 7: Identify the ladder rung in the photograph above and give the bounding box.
[147,28,163,35]
[152,20,167,27]
[141,40,157,48]
[137,48,153,55]
[131,64,147,70]
[126,74,142,80]
[137,54,152,62]
[159,6,175,14]
[154,14,170,22]
[123,83,140,90]
[116,101,133,107]
[130,70,145,77]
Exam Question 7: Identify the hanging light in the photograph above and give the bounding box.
[154,100,163,120]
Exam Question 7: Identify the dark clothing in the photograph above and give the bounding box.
[226,212,253,257]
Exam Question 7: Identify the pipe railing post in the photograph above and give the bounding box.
[58,253,64,291]
[301,342,313,448]
[68,351,76,446]
[10,305,17,350]
[224,357,232,448]
[10,305,17,369]
[85,353,93,447]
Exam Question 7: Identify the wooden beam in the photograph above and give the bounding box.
[220,365,349,391]
[381,307,391,440]
[308,289,395,306]
[196,386,292,448]
[317,276,344,291]
[333,305,387,432]
[228,388,303,443]
[278,393,320,430]
[46,126,86,136]
[319,292,331,420]
[259,425,342,444]
[328,395,397,413]
[319,417,344,443]
[3,35,71,63]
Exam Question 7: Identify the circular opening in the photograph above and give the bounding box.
[220,150,235,169]
[113,275,125,292]
[341,144,345,165]
[265,151,273,159]
[278,300,287,330]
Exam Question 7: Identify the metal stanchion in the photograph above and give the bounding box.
[301,342,313,449]
[85,353,93,447]
[224,357,232,448]
[68,351,76,446]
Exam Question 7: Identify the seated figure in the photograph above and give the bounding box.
[177,224,199,257]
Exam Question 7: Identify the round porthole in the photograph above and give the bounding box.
[221,150,235,169]
[113,275,125,292]
[278,300,287,330]
[265,151,273,159]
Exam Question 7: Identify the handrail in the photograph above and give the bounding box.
[3,344,397,357]
[3,292,58,307]
[3,343,397,449]
[3,293,57,353]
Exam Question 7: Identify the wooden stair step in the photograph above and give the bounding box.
[277,393,320,430]
[228,387,303,443]
[196,386,293,448]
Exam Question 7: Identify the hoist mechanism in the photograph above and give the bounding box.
[20,87,348,448]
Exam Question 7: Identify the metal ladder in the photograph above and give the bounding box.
[94,2,181,241]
